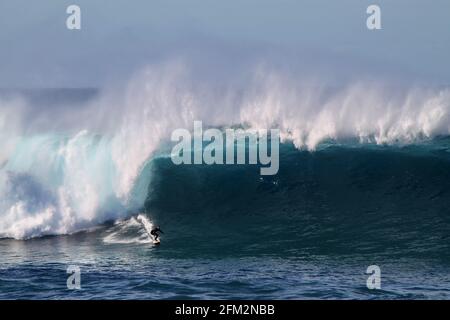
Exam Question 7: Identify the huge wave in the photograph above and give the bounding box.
[145,141,450,258]
[1,60,450,239]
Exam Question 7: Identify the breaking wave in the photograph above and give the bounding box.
[1,60,450,239]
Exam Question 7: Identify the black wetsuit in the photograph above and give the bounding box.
[150,227,163,241]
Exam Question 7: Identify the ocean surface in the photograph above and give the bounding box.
[1,87,450,299]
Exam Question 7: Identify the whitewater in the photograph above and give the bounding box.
[1,60,450,240]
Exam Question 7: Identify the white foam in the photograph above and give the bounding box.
[103,215,153,244]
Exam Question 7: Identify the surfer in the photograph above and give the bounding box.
[150,226,164,242]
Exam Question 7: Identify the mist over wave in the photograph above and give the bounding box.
[1,58,450,239]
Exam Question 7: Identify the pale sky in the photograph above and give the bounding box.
[0,0,449,87]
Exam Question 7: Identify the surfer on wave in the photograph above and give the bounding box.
[150,226,164,242]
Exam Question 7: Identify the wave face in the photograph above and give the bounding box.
[144,141,450,258]
[1,60,450,239]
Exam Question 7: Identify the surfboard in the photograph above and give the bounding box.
[153,239,160,245]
